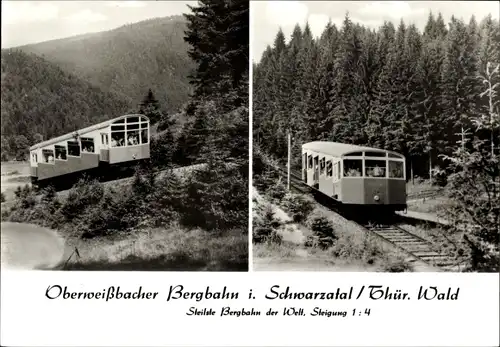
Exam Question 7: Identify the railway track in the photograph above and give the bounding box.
[361,223,456,267]
[272,164,459,268]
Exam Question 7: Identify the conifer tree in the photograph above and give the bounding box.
[139,88,164,125]
[440,62,499,271]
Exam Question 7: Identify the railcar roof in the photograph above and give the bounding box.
[302,141,403,158]
[29,114,149,151]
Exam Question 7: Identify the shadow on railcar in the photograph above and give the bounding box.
[29,114,151,192]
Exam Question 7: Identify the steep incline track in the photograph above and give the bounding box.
[363,224,456,266]
[271,164,458,268]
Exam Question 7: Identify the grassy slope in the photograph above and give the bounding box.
[252,187,428,272]
[60,227,247,271]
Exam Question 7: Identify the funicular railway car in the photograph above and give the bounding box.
[302,141,406,213]
[29,114,150,190]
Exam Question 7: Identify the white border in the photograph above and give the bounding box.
[1,271,499,346]
[248,1,254,272]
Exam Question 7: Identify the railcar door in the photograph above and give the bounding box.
[302,152,307,183]
[313,155,319,187]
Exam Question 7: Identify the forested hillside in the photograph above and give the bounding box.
[1,49,131,161]
[18,16,193,115]
[253,13,500,179]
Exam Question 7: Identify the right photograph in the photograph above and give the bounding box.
[251,1,500,272]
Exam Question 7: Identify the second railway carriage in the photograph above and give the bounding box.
[302,141,407,212]
[29,114,150,190]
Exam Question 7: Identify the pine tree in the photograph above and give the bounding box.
[316,21,340,140]
[184,0,248,105]
[139,88,164,125]
[441,17,481,155]
[327,14,365,144]
[440,62,500,271]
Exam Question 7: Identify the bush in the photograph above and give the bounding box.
[283,194,315,223]
[309,216,337,250]
[253,205,281,244]
[1,192,5,203]
[59,178,104,222]
[267,179,287,202]
[379,258,414,272]
[180,160,248,231]
[304,234,319,248]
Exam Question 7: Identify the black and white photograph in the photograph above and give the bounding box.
[252,0,499,272]
[1,0,249,271]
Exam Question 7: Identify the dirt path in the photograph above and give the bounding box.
[1,222,66,270]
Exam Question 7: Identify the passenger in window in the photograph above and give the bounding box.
[346,168,361,177]
[111,138,117,147]
[392,167,402,178]
[48,155,54,163]
[373,165,383,177]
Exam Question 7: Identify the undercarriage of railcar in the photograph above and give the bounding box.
[308,188,406,219]
[31,159,151,192]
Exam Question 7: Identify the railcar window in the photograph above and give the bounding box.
[111,132,125,147]
[114,119,125,124]
[141,122,148,129]
[140,116,148,122]
[389,161,404,178]
[308,155,312,169]
[54,145,67,160]
[303,153,307,169]
[127,123,140,130]
[326,160,333,177]
[365,151,386,157]
[67,141,80,156]
[81,137,95,153]
[111,125,125,131]
[127,130,140,145]
[365,159,386,177]
[127,116,140,123]
[101,134,109,147]
[343,159,362,177]
[389,153,402,158]
[313,156,319,168]
[141,129,149,144]
[320,157,326,175]
[347,152,363,156]
[42,149,55,163]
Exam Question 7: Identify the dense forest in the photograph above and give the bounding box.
[253,12,500,179]
[19,16,194,114]
[1,15,193,161]
[1,50,131,160]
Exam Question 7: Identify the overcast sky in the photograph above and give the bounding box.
[1,1,197,48]
[251,1,500,63]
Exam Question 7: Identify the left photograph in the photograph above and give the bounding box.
[1,0,249,271]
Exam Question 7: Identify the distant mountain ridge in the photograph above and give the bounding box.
[17,15,193,114]
[0,49,132,160]
[1,15,193,160]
